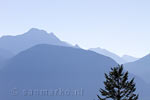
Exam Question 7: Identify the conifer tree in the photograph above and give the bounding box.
[97,65,138,100]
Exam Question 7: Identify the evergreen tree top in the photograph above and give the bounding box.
[97,65,139,100]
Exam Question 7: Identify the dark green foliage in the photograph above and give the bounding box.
[97,65,138,100]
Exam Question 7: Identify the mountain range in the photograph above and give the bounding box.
[0,28,138,64]
[0,28,149,100]
[122,55,139,62]
[89,48,138,64]
[0,44,118,100]
[125,54,150,83]
[0,44,149,100]
[0,28,71,54]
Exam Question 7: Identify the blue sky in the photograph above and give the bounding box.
[0,0,150,57]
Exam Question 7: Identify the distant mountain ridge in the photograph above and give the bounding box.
[0,29,149,100]
[0,28,71,54]
[122,55,138,62]
[89,47,127,64]
[0,28,139,63]
[0,44,118,100]
[89,48,139,64]
[0,44,149,100]
[125,53,150,83]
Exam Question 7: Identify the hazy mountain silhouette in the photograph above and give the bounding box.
[0,44,118,100]
[89,47,126,64]
[0,44,149,100]
[0,28,71,54]
[122,55,139,62]
[125,54,150,83]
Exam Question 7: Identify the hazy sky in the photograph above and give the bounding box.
[0,0,150,57]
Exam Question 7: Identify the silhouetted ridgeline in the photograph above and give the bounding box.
[0,44,117,100]
[0,28,71,54]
